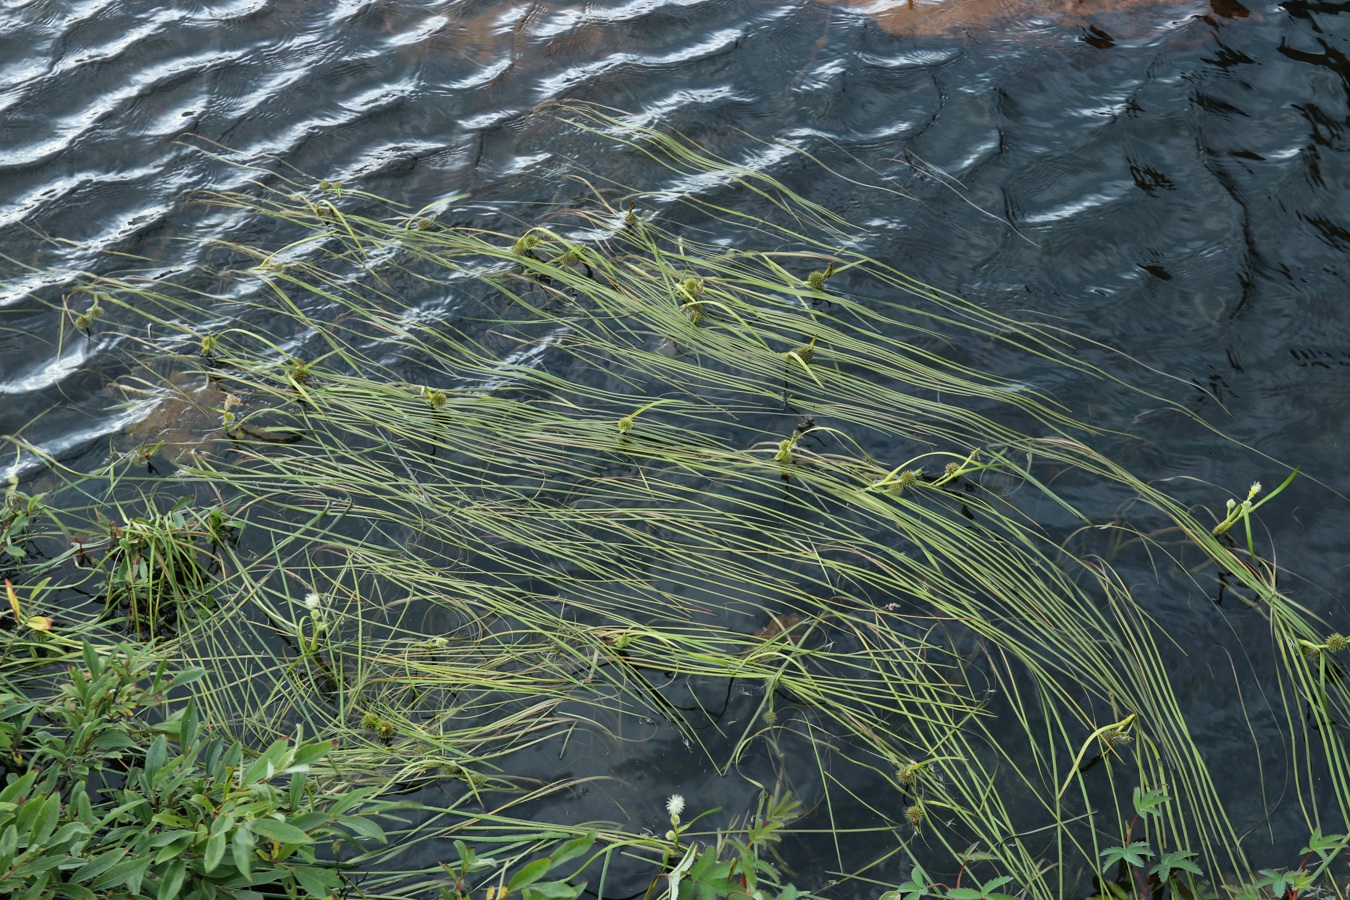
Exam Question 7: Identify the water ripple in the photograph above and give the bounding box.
[0,0,1345,519]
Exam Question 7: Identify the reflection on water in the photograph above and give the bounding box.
[4,0,1350,891]
[826,0,1249,41]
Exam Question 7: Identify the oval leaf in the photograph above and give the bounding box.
[507,857,554,893]
[249,818,314,845]
[232,824,253,877]
[158,858,187,900]
[204,830,226,874]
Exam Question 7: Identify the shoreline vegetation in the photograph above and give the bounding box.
[3,104,1347,899]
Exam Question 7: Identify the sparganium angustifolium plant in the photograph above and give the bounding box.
[10,102,1350,899]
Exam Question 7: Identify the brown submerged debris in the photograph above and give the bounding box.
[819,0,1251,41]
[753,612,806,644]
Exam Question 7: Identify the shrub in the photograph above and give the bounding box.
[0,641,393,899]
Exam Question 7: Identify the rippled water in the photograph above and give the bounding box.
[5,0,1350,891]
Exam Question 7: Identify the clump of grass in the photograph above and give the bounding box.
[95,499,222,636]
[8,104,1349,898]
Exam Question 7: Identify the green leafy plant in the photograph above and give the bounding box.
[439,831,595,900]
[1089,784,1350,900]
[883,862,1019,900]
[1222,829,1349,900]
[1090,785,1204,899]
[656,793,803,900]
[0,485,45,572]
[0,641,395,899]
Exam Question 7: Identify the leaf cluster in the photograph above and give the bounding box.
[1086,786,1350,900]
[440,831,595,900]
[662,793,803,900]
[0,487,44,573]
[0,642,393,900]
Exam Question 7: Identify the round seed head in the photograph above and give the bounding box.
[512,232,539,256]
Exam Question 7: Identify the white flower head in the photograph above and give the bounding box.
[666,794,685,819]
[303,591,323,611]
[1249,481,1263,499]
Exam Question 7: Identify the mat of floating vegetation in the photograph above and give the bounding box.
[15,104,1346,899]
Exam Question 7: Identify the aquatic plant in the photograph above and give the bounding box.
[8,103,1350,898]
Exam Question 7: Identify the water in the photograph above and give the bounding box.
[4,0,1349,893]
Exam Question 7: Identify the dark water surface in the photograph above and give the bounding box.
[5,0,1350,893]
